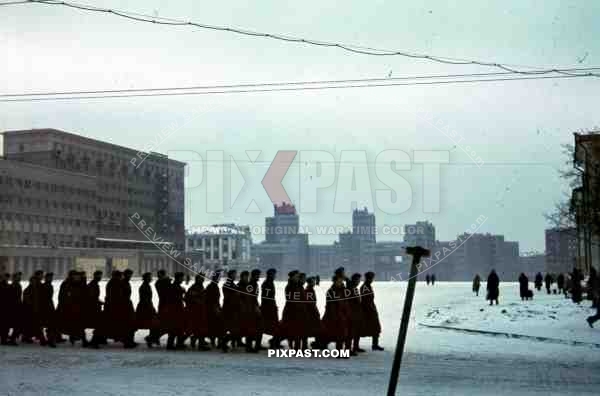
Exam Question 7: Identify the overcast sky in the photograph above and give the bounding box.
[1,0,599,251]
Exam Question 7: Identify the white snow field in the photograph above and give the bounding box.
[1,281,599,395]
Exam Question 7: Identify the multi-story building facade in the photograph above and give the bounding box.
[573,132,600,274]
[265,202,299,244]
[331,208,379,276]
[0,128,186,278]
[307,240,403,280]
[545,227,578,274]
[185,224,252,270]
[352,207,376,243]
[403,221,436,250]
[372,241,404,281]
[255,203,308,275]
[403,221,436,280]
[253,233,309,276]
[3,128,185,250]
[0,158,97,249]
[519,252,546,275]
[430,233,520,281]
[0,158,98,274]
[308,243,341,277]
[500,240,520,279]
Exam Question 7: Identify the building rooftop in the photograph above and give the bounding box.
[274,202,296,215]
[2,128,186,167]
[187,224,250,235]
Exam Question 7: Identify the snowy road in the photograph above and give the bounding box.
[1,344,598,396]
[1,281,599,395]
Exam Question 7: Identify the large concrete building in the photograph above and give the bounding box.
[256,206,402,279]
[403,221,436,250]
[308,243,340,277]
[307,240,403,281]
[572,132,600,274]
[185,224,252,270]
[352,207,376,243]
[519,253,546,275]
[0,158,97,249]
[0,128,186,277]
[254,203,309,275]
[3,128,185,250]
[403,221,436,280]
[372,241,404,281]
[327,208,379,276]
[265,202,300,244]
[545,227,577,274]
[430,233,520,281]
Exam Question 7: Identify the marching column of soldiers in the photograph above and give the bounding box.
[0,266,384,356]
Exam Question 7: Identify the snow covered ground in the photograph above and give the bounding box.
[1,281,599,395]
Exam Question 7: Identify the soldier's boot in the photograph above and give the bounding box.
[372,336,384,351]
[166,334,176,350]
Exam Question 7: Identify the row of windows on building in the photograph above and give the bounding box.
[95,197,159,214]
[48,149,183,187]
[0,175,95,197]
[0,191,156,214]
[0,194,166,219]
[0,193,96,215]
[0,231,95,248]
[0,209,173,238]
[99,181,172,197]
[0,212,169,241]
[3,165,180,199]
[95,222,177,238]
[95,205,160,221]
[1,173,174,200]
[0,212,95,229]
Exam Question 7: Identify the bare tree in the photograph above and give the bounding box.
[545,144,579,230]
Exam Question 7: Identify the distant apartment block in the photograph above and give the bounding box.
[431,233,520,281]
[545,227,577,274]
[403,221,436,250]
[352,207,376,243]
[403,221,436,280]
[254,203,309,275]
[254,206,403,279]
[519,253,546,275]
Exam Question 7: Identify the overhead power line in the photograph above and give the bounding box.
[0,74,595,103]
[4,0,600,78]
[1,68,598,99]
[0,0,31,5]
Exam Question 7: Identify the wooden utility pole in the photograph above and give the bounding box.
[387,246,430,396]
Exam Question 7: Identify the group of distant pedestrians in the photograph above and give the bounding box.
[532,272,563,295]
[469,271,501,305]
[470,266,600,328]
[470,271,500,305]
[425,274,436,286]
[0,266,384,357]
[529,269,584,301]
